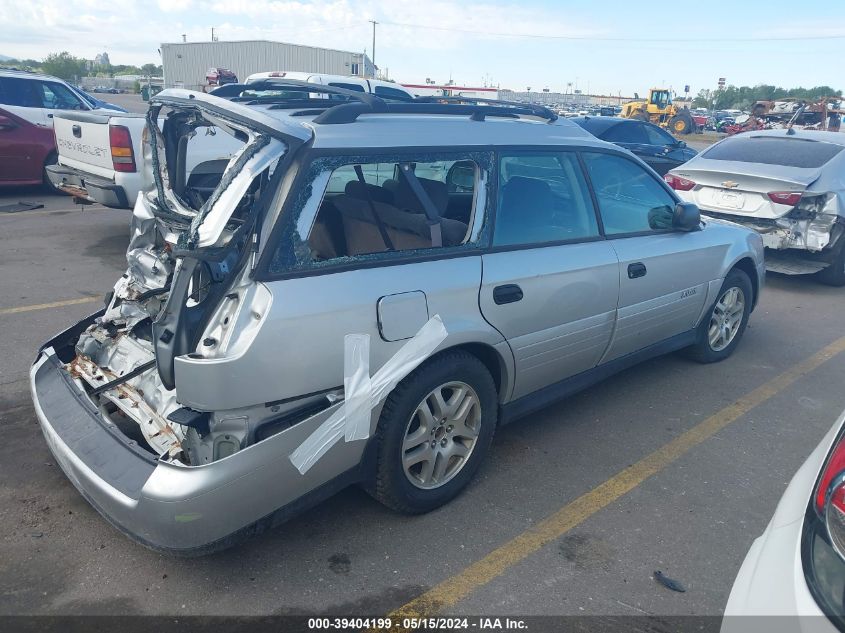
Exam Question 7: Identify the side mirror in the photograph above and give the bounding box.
[673,202,701,232]
[674,140,687,149]
[0,115,18,131]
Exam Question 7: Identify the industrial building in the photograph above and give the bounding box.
[160,40,374,91]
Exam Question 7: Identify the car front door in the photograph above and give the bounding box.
[479,151,619,400]
[581,151,726,362]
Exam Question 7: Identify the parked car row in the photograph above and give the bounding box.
[0,68,125,189]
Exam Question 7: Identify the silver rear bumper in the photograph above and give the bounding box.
[30,346,363,554]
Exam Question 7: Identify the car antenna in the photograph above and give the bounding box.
[786,103,806,135]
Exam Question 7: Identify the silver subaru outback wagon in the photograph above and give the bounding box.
[30,83,765,554]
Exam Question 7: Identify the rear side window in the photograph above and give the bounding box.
[602,123,649,144]
[495,152,599,246]
[703,137,844,168]
[0,77,42,108]
[267,152,492,274]
[582,152,677,235]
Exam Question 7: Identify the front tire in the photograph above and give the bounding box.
[669,113,693,135]
[370,350,497,514]
[686,269,752,363]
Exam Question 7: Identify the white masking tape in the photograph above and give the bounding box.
[289,314,448,474]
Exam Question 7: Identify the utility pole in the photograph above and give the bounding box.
[369,20,377,78]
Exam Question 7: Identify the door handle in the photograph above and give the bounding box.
[72,124,81,138]
[628,262,647,279]
[493,284,523,305]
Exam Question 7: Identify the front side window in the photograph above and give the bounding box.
[582,152,677,235]
[267,152,492,274]
[39,82,86,110]
[494,152,599,247]
[643,124,675,146]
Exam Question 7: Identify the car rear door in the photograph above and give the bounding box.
[479,150,619,400]
[581,151,725,362]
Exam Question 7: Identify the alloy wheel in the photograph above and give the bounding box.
[401,381,481,490]
[708,286,746,352]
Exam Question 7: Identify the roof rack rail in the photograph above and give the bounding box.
[209,79,385,107]
[206,78,559,125]
[312,101,553,124]
[414,95,558,122]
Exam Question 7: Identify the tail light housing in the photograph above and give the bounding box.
[664,173,696,191]
[768,191,802,206]
[814,434,845,558]
[109,124,136,173]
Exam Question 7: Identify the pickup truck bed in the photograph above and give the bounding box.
[47,110,146,208]
[48,110,244,209]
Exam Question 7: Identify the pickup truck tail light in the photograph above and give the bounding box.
[664,173,696,191]
[768,191,802,206]
[109,124,136,173]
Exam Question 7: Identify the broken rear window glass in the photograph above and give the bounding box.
[703,137,844,169]
[267,152,493,274]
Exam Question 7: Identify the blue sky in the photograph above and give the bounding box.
[1,0,842,95]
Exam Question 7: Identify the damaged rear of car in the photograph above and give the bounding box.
[666,130,845,285]
[29,90,335,553]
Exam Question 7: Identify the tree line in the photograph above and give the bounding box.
[2,52,162,82]
[693,84,842,110]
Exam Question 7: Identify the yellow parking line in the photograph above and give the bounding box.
[381,334,845,625]
[0,296,100,316]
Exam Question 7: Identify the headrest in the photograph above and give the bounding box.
[499,176,553,217]
[344,180,394,205]
[394,176,449,215]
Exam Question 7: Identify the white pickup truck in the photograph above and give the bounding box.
[47,110,242,208]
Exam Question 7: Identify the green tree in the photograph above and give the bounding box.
[41,51,86,82]
[140,63,161,77]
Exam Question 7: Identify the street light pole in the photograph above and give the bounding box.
[369,20,378,78]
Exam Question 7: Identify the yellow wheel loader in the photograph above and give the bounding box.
[620,88,695,134]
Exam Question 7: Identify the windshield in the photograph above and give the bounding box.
[703,136,844,169]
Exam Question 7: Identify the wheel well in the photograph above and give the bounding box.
[732,257,759,308]
[436,342,505,396]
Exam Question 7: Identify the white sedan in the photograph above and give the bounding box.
[723,410,845,632]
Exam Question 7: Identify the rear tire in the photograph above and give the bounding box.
[686,269,753,363]
[817,238,845,287]
[42,152,62,194]
[370,350,497,514]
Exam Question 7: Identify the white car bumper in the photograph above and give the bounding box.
[722,417,845,632]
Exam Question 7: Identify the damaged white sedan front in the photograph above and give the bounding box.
[667,129,845,286]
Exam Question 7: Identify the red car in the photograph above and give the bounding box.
[205,67,238,86]
[0,106,56,188]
